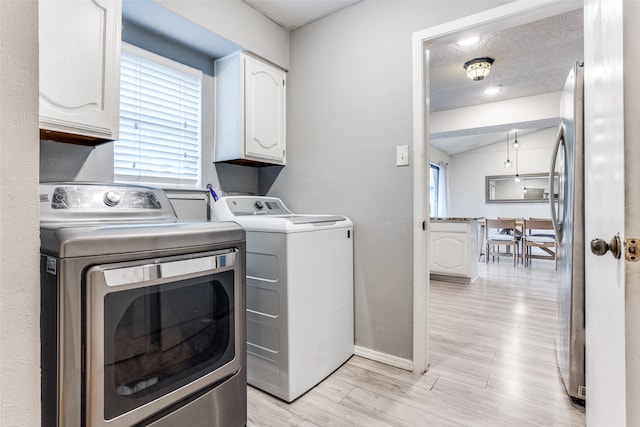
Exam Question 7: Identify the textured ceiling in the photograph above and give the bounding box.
[427,8,583,154]
[429,9,584,113]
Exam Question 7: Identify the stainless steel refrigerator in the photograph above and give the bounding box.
[550,63,586,402]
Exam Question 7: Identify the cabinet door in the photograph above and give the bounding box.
[244,56,286,163]
[430,231,469,275]
[39,0,121,141]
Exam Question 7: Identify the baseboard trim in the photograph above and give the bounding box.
[353,345,413,371]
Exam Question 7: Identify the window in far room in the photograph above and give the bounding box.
[114,43,202,188]
[429,163,440,217]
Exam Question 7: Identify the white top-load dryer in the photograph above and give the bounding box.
[212,196,354,402]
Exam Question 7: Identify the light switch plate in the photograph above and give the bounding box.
[396,145,409,166]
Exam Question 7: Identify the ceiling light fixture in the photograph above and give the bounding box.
[463,57,494,81]
[456,36,480,47]
[514,143,521,182]
[513,130,520,148]
[504,132,512,168]
[483,86,501,95]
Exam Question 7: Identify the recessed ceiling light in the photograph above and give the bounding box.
[483,86,501,95]
[457,36,480,47]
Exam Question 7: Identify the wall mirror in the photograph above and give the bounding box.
[485,172,556,203]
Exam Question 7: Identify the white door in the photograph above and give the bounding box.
[583,0,629,424]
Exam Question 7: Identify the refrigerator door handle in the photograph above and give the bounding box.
[550,125,564,240]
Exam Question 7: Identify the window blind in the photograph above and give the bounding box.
[115,43,202,187]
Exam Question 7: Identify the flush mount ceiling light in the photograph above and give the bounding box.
[457,36,480,47]
[483,86,501,95]
[463,57,494,81]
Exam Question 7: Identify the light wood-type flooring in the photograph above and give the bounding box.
[247,258,586,426]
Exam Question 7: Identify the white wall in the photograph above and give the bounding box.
[263,0,509,361]
[449,126,557,219]
[0,1,40,425]
[430,91,561,133]
[40,141,114,182]
[429,144,451,165]
[156,0,290,69]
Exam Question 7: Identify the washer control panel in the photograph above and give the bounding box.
[224,197,291,216]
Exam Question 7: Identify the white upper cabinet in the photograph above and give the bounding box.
[215,52,286,165]
[39,0,122,143]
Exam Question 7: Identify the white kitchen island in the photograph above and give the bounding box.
[430,218,480,284]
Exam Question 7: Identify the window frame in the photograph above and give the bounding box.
[429,163,440,218]
[114,42,203,189]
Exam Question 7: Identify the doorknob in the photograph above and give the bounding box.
[590,235,622,259]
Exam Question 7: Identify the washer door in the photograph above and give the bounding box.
[85,250,242,426]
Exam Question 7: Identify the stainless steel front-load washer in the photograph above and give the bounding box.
[39,182,246,427]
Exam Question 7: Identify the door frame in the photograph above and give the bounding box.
[411,0,582,373]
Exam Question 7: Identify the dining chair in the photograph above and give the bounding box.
[498,216,524,262]
[523,218,558,270]
[485,218,519,267]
